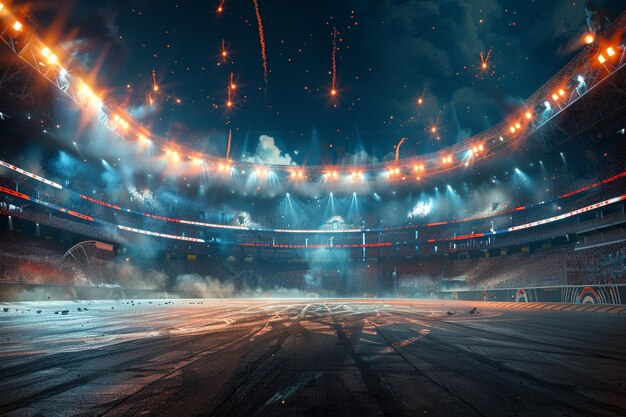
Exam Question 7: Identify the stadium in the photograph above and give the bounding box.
[0,1,625,416]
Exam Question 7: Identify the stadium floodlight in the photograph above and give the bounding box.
[525,111,532,120]
[509,126,516,133]
[584,34,594,44]
[12,21,22,32]
[552,93,559,101]
[41,47,58,64]
[598,54,606,64]
[606,46,615,57]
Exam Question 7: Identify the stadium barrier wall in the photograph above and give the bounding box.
[435,284,626,305]
[0,282,197,302]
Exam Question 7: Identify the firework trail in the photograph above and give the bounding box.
[395,137,405,161]
[217,0,225,13]
[252,0,268,98]
[331,27,337,95]
[152,68,159,92]
[480,47,492,70]
[226,72,235,108]
[221,39,227,61]
[226,128,232,159]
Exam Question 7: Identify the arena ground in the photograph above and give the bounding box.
[0,299,625,416]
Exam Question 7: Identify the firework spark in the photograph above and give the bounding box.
[152,68,159,92]
[226,128,232,159]
[227,75,233,108]
[217,0,225,13]
[480,47,492,70]
[221,39,227,61]
[331,27,337,96]
[395,137,405,161]
[417,86,425,105]
[252,0,268,98]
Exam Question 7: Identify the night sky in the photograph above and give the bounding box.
[33,0,624,166]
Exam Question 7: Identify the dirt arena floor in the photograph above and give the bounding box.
[1,298,625,416]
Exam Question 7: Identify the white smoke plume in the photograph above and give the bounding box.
[244,135,296,165]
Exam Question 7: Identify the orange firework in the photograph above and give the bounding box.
[152,68,159,92]
[395,137,405,161]
[221,39,227,61]
[417,86,425,105]
[331,27,337,96]
[480,47,492,70]
[229,71,236,90]
[217,0,225,13]
[227,75,233,107]
[226,129,232,159]
[252,0,268,98]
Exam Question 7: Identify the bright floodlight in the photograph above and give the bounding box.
[12,21,22,31]
[584,34,594,44]
[606,46,615,57]
[598,54,606,64]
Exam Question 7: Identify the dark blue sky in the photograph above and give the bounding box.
[38,0,624,165]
